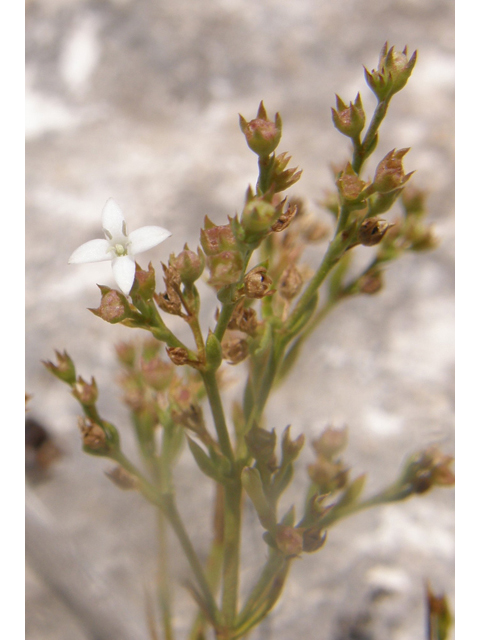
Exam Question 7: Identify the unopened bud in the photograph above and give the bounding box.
[200,217,238,256]
[72,376,98,406]
[78,417,106,451]
[278,264,303,300]
[166,347,191,366]
[308,456,349,494]
[312,426,348,459]
[239,102,282,157]
[365,43,417,101]
[115,342,137,368]
[43,350,76,385]
[302,527,327,553]
[245,425,276,465]
[140,356,175,390]
[331,93,365,139]
[357,270,383,295]
[241,198,280,234]
[222,337,249,364]
[336,163,367,202]
[90,286,143,325]
[373,148,414,193]
[169,245,205,286]
[207,250,244,289]
[281,426,305,463]
[275,525,304,557]
[130,262,156,301]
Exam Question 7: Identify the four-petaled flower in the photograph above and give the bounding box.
[68,199,172,294]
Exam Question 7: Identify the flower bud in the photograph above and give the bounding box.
[312,426,348,460]
[275,525,303,558]
[90,286,143,325]
[357,270,383,295]
[302,527,327,553]
[239,101,282,157]
[206,250,244,289]
[72,376,98,406]
[130,262,156,301]
[200,217,238,256]
[401,186,427,217]
[308,456,349,494]
[364,43,417,101]
[331,93,365,139]
[241,198,280,234]
[78,417,120,457]
[166,347,191,366]
[271,152,302,192]
[43,350,76,385]
[227,301,258,335]
[281,426,305,464]
[169,245,205,286]
[336,163,367,203]
[115,342,137,368]
[373,148,414,194]
[358,218,393,246]
[205,331,223,371]
[243,266,274,299]
[401,446,455,494]
[222,336,249,365]
[245,425,276,466]
[278,264,303,300]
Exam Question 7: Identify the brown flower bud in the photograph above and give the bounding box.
[72,377,98,406]
[227,301,258,335]
[271,202,297,232]
[239,101,282,157]
[115,342,137,368]
[275,525,303,557]
[278,264,303,300]
[358,218,393,246]
[90,286,143,325]
[302,527,327,553]
[308,456,349,494]
[155,290,183,315]
[336,162,367,202]
[357,271,383,295]
[243,266,274,299]
[105,465,138,490]
[312,426,348,459]
[373,148,414,194]
[245,425,277,467]
[200,217,238,256]
[364,43,417,100]
[281,426,305,463]
[222,337,249,364]
[166,347,191,366]
[78,417,107,451]
[169,245,205,286]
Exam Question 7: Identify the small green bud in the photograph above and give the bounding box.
[331,93,365,138]
[241,198,280,234]
[130,262,156,302]
[43,350,76,385]
[364,43,417,101]
[205,331,223,371]
[239,101,282,157]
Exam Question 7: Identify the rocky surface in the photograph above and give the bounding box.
[26,1,454,639]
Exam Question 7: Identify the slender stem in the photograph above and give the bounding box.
[162,494,221,624]
[352,99,390,174]
[157,508,175,640]
[221,483,242,627]
[201,370,235,465]
[214,300,237,342]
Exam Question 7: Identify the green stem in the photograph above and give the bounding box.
[157,508,175,640]
[221,483,242,627]
[352,98,390,174]
[201,370,235,465]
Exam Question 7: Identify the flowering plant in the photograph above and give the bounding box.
[44,44,453,640]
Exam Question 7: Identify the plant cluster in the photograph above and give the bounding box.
[44,44,453,640]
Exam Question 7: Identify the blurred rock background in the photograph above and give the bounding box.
[25,0,454,639]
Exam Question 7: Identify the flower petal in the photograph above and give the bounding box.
[112,255,136,294]
[102,199,127,239]
[68,239,111,264]
[128,225,172,255]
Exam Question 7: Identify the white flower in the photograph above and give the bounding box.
[68,199,172,295]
